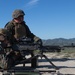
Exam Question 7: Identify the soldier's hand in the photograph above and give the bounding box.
[36,39,42,46]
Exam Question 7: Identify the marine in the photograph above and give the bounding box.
[3,9,42,68]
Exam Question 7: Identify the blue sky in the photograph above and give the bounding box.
[0,0,75,39]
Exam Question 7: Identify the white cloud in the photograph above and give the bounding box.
[24,0,39,9]
[27,0,39,6]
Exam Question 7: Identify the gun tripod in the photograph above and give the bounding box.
[20,53,59,70]
[39,54,58,70]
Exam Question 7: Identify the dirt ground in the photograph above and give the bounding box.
[0,53,75,75]
[38,53,75,75]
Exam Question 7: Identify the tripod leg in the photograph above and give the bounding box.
[42,55,58,70]
[31,53,38,68]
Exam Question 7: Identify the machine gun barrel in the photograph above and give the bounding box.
[12,44,40,51]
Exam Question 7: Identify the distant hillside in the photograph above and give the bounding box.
[42,38,75,46]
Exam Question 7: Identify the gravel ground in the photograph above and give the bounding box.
[39,53,75,75]
[0,53,75,75]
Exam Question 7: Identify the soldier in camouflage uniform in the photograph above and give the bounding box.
[0,28,12,69]
[4,9,42,68]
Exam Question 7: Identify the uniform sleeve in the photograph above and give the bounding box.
[25,24,41,42]
[4,22,15,35]
[4,22,16,44]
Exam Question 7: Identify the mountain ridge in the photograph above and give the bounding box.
[42,38,75,46]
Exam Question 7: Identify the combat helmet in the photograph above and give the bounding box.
[12,9,25,18]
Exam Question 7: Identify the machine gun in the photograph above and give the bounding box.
[12,37,41,55]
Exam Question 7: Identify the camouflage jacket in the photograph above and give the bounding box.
[4,20,40,44]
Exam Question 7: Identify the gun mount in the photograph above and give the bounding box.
[0,37,59,75]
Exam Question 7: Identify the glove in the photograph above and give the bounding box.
[34,36,42,46]
[36,39,42,46]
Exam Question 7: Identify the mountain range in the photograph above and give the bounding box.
[42,38,75,46]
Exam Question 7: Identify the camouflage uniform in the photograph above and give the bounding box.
[4,9,42,68]
[4,20,41,66]
[0,28,11,69]
[4,20,40,44]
